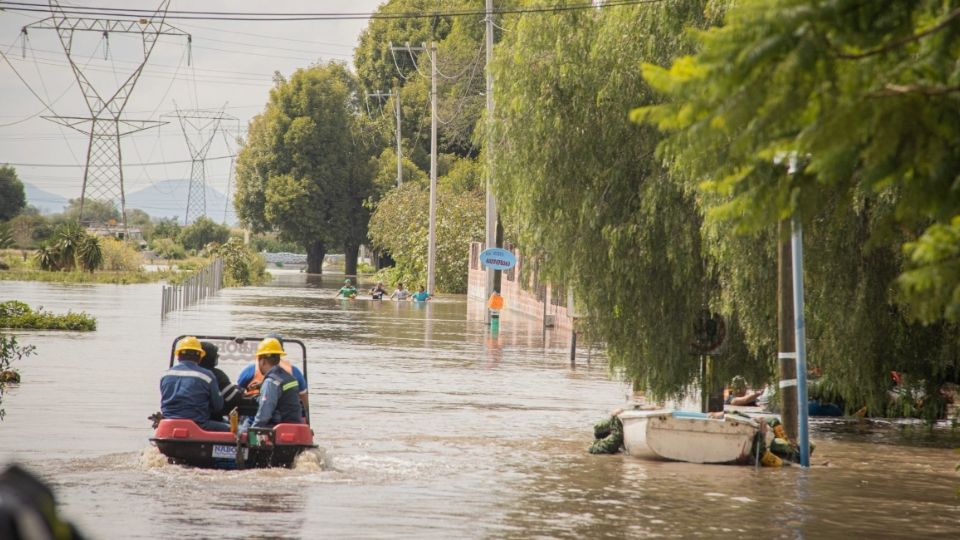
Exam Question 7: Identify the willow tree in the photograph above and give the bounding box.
[489,1,758,398]
[638,0,960,417]
[234,62,378,274]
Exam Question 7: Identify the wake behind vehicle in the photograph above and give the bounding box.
[150,335,316,469]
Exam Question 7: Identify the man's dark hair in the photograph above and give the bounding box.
[200,342,219,370]
[178,349,202,362]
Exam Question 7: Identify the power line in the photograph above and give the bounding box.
[0,1,662,21]
[1,154,236,168]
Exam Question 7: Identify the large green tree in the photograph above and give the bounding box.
[234,62,378,274]
[638,0,960,416]
[0,166,26,222]
[489,1,758,398]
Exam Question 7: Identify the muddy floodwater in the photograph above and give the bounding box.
[1,274,958,538]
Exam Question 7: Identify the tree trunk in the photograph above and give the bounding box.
[344,242,360,278]
[306,240,325,274]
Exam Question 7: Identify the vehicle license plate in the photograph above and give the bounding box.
[212,445,239,459]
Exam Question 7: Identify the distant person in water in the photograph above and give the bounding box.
[370,281,387,300]
[338,279,358,299]
[391,282,411,300]
[411,285,431,302]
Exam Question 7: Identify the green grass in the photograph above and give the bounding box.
[0,268,179,284]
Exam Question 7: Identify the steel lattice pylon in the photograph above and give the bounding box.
[162,105,239,224]
[21,1,190,228]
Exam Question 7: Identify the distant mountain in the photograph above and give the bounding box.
[24,183,69,214]
[126,179,237,225]
[23,180,237,225]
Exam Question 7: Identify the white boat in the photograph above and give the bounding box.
[619,409,760,464]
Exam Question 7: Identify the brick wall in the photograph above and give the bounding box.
[467,242,574,333]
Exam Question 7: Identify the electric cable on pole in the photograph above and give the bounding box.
[390,41,437,293]
[366,89,402,187]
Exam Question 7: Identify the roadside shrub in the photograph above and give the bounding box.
[213,237,268,287]
[0,300,96,331]
[100,239,142,271]
[151,238,187,260]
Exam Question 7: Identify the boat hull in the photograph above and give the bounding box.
[151,419,315,469]
[620,410,758,464]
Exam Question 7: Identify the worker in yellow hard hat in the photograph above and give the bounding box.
[236,333,308,417]
[159,336,229,432]
[242,337,304,432]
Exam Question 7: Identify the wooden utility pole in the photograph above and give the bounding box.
[778,219,799,440]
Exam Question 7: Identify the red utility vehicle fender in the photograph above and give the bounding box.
[153,419,313,445]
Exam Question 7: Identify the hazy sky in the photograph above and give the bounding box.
[0,0,384,216]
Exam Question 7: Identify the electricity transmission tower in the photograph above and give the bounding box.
[162,105,238,225]
[20,0,190,229]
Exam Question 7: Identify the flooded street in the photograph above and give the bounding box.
[1,274,958,538]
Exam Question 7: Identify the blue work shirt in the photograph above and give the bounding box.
[250,367,302,428]
[236,363,307,393]
[160,361,224,425]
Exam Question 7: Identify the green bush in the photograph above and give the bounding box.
[249,234,304,254]
[213,237,268,287]
[179,217,230,251]
[31,221,104,273]
[100,239,141,271]
[0,300,96,331]
[151,238,187,260]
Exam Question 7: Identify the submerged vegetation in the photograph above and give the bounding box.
[0,334,34,420]
[0,300,96,331]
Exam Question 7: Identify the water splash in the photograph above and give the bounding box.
[138,445,168,470]
[293,448,328,472]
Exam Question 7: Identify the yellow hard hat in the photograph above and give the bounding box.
[175,336,206,359]
[256,337,286,357]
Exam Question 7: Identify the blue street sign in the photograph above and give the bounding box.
[479,248,517,271]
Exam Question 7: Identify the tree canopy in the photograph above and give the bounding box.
[634,0,960,416]
[178,216,231,251]
[490,1,757,398]
[0,166,26,222]
[368,180,484,293]
[234,62,379,274]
